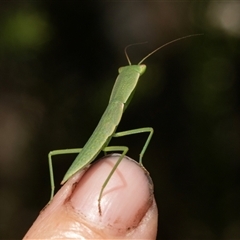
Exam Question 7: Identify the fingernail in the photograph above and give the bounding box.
[70,154,153,233]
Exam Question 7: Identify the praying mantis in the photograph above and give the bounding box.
[48,34,201,215]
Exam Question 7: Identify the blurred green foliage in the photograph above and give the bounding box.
[0,9,50,50]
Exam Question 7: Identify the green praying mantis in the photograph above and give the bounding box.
[48,34,201,215]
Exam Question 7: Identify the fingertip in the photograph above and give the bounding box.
[70,154,156,237]
[24,155,158,239]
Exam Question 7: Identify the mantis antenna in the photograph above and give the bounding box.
[123,34,203,66]
[124,42,148,65]
[138,34,203,65]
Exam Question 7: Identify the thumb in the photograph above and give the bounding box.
[23,155,158,239]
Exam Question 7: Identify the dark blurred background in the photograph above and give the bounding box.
[0,1,240,239]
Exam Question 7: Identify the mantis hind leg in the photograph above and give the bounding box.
[48,148,83,200]
[98,127,153,215]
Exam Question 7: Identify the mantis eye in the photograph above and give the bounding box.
[118,66,125,73]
